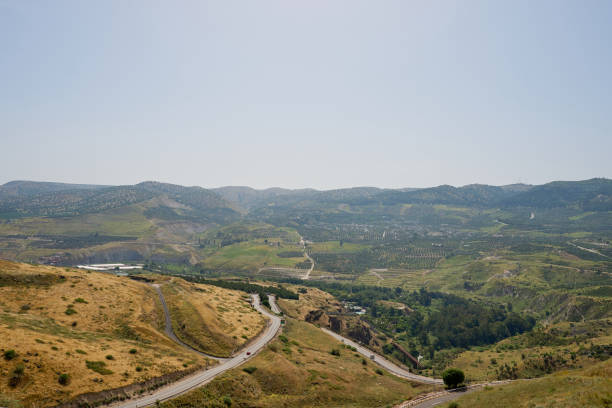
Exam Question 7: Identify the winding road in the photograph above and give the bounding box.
[152,284,227,361]
[267,294,282,314]
[394,381,512,407]
[299,236,315,280]
[321,328,442,385]
[111,285,442,407]
[109,292,281,408]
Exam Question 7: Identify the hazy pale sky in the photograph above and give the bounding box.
[1,0,611,189]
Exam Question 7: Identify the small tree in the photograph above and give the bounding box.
[4,350,17,360]
[442,368,465,389]
[58,373,70,385]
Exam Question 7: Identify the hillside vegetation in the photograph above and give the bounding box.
[0,261,266,407]
[159,318,433,408]
[159,278,265,357]
[452,359,611,408]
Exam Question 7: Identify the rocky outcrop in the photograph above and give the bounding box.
[347,322,372,345]
[329,316,345,332]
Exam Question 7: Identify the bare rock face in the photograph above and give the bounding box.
[305,309,330,327]
[329,316,345,332]
[305,309,325,322]
[347,322,372,345]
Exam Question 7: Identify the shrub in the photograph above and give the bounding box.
[129,349,138,354]
[75,349,87,354]
[4,350,17,360]
[448,403,459,408]
[279,335,289,344]
[223,396,232,406]
[74,298,88,304]
[106,354,114,360]
[65,307,77,315]
[242,366,257,374]
[375,368,384,375]
[330,349,341,356]
[86,360,114,375]
[136,366,143,372]
[442,368,465,389]
[58,373,70,385]
[9,364,25,387]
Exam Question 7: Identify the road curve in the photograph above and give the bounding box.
[299,236,315,280]
[395,381,512,408]
[268,295,281,314]
[109,294,281,408]
[151,284,227,361]
[321,328,443,385]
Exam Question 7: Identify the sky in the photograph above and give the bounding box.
[1,0,611,190]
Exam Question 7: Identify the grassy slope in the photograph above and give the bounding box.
[199,241,306,271]
[448,319,611,382]
[160,318,433,408]
[197,224,307,272]
[159,278,266,357]
[452,359,611,408]
[0,261,208,407]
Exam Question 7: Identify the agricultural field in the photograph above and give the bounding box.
[194,223,307,273]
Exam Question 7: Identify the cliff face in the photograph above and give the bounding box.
[305,309,329,326]
[347,322,372,345]
[329,316,345,332]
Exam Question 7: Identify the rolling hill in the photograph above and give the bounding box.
[0,182,241,265]
[0,178,610,266]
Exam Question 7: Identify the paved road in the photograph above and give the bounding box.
[321,328,442,385]
[395,381,512,408]
[299,237,315,280]
[109,294,281,408]
[268,295,281,314]
[152,284,227,361]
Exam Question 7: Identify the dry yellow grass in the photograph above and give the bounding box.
[159,278,266,357]
[0,261,231,407]
[160,318,433,408]
[453,359,612,408]
[277,286,342,320]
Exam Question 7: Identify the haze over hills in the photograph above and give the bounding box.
[4,177,607,214]
[0,177,609,266]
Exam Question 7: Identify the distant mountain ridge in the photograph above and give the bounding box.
[0,181,240,221]
[1,178,610,217]
[0,180,108,198]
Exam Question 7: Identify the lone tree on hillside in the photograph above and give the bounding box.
[442,368,465,389]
